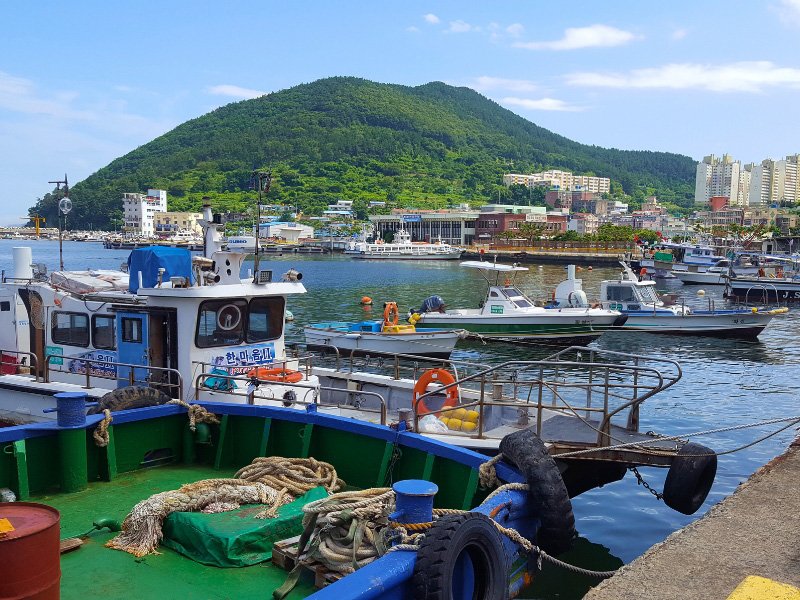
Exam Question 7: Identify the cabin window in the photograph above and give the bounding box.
[247,297,285,342]
[606,286,636,302]
[0,301,9,311]
[196,299,247,347]
[92,315,116,350]
[121,317,143,343]
[51,311,89,347]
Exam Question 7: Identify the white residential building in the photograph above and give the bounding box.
[567,214,599,236]
[503,170,610,194]
[695,154,744,205]
[748,159,777,205]
[122,189,168,237]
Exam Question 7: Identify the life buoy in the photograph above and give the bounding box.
[777,268,784,278]
[247,367,304,384]
[412,513,508,600]
[499,427,576,555]
[591,303,601,309]
[383,302,399,326]
[662,442,717,515]
[758,267,766,277]
[413,368,458,416]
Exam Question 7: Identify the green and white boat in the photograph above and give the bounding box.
[412,262,626,343]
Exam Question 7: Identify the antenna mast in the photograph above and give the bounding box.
[49,174,70,271]
[250,169,271,282]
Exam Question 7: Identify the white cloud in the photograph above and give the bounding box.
[205,84,266,100]
[671,28,688,40]
[468,76,540,93]
[502,97,585,112]
[775,0,800,26]
[506,23,525,37]
[423,13,440,24]
[448,20,474,33]
[407,26,421,33]
[513,24,641,50]
[564,61,800,93]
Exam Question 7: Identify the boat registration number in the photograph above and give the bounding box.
[490,305,503,314]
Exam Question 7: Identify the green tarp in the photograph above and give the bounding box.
[161,486,328,567]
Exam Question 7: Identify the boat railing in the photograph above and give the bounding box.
[0,349,40,380]
[412,346,681,450]
[192,371,388,425]
[290,342,493,381]
[42,354,184,398]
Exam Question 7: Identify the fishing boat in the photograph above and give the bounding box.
[0,394,582,599]
[412,261,626,343]
[671,260,734,285]
[349,229,463,260]
[558,262,784,337]
[304,304,465,359]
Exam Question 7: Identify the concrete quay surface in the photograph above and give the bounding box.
[585,439,800,600]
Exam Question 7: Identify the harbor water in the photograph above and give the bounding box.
[2,239,798,598]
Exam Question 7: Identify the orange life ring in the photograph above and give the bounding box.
[777,268,784,278]
[247,367,303,384]
[413,368,458,416]
[383,302,399,326]
[591,303,601,309]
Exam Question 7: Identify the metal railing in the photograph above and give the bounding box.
[43,354,183,398]
[0,349,39,380]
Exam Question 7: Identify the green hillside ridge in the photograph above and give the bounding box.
[29,77,698,229]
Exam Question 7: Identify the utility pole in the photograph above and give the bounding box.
[49,174,70,270]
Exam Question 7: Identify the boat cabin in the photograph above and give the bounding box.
[600,266,686,314]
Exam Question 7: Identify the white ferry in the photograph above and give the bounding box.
[347,229,463,260]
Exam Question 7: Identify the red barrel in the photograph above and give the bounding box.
[0,502,61,599]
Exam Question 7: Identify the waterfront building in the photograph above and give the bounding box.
[153,211,203,237]
[567,214,599,236]
[122,189,167,237]
[258,221,314,242]
[473,206,548,241]
[369,209,479,245]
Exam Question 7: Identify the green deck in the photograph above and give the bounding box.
[40,463,319,600]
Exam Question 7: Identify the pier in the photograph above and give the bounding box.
[585,437,800,600]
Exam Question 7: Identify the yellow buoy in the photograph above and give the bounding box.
[439,417,450,427]
[447,418,463,431]
[464,410,479,423]
[697,289,706,296]
[451,408,467,420]
[461,421,477,433]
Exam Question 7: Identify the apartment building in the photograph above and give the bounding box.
[122,189,167,237]
[503,170,610,194]
[695,154,747,206]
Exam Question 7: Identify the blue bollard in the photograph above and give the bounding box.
[52,392,89,427]
[389,480,438,525]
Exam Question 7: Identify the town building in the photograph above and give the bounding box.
[368,209,479,245]
[567,214,599,236]
[122,189,167,237]
[153,211,203,237]
[473,206,548,241]
[323,200,354,219]
[503,170,610,194]
[257,221,315,242]
[695,154,747,206]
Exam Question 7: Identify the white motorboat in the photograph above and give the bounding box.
[570,262,784,337]
[348,229,463,260]
[412,261,626,343]
[304,306,465,359]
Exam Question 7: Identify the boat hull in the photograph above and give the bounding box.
[725,278,800,302]
[673,272,728,285]
[616,311,773,338]
[351,251,463,260]
[414,310,622,342]
[304,327,460,358]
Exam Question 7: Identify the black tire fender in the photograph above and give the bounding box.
[662,442,717,515]
[412,513,508,600]
[88,386,172,415]
[499,427,576,556]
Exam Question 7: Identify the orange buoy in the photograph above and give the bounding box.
[247,367,304,384]
[360,296,373,305]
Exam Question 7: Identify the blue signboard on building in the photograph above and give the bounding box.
[402,214,422,223]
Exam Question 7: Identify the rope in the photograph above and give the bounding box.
[167,399,220,431]
[92,409,113,447]
[478,453,504,488]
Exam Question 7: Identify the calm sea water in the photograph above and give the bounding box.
[3,239,798,598]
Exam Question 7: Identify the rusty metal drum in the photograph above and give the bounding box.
[0,502,61,599]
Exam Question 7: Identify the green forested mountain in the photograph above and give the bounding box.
[29,77,698,228]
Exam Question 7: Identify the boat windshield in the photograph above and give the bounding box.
[502,286,532,308]
[637,286,659,303]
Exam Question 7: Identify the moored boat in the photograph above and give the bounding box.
[412,261,626,343]
[564,262,784,337]
[349,229,463,260]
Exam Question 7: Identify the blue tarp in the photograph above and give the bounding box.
[127,246,195,293]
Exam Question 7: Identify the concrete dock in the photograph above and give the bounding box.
[585,438,800,600]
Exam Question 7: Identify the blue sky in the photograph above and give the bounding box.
[3,1,800,225]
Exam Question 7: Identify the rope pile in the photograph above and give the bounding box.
[167,399,220,431]
[106,479,288,557]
